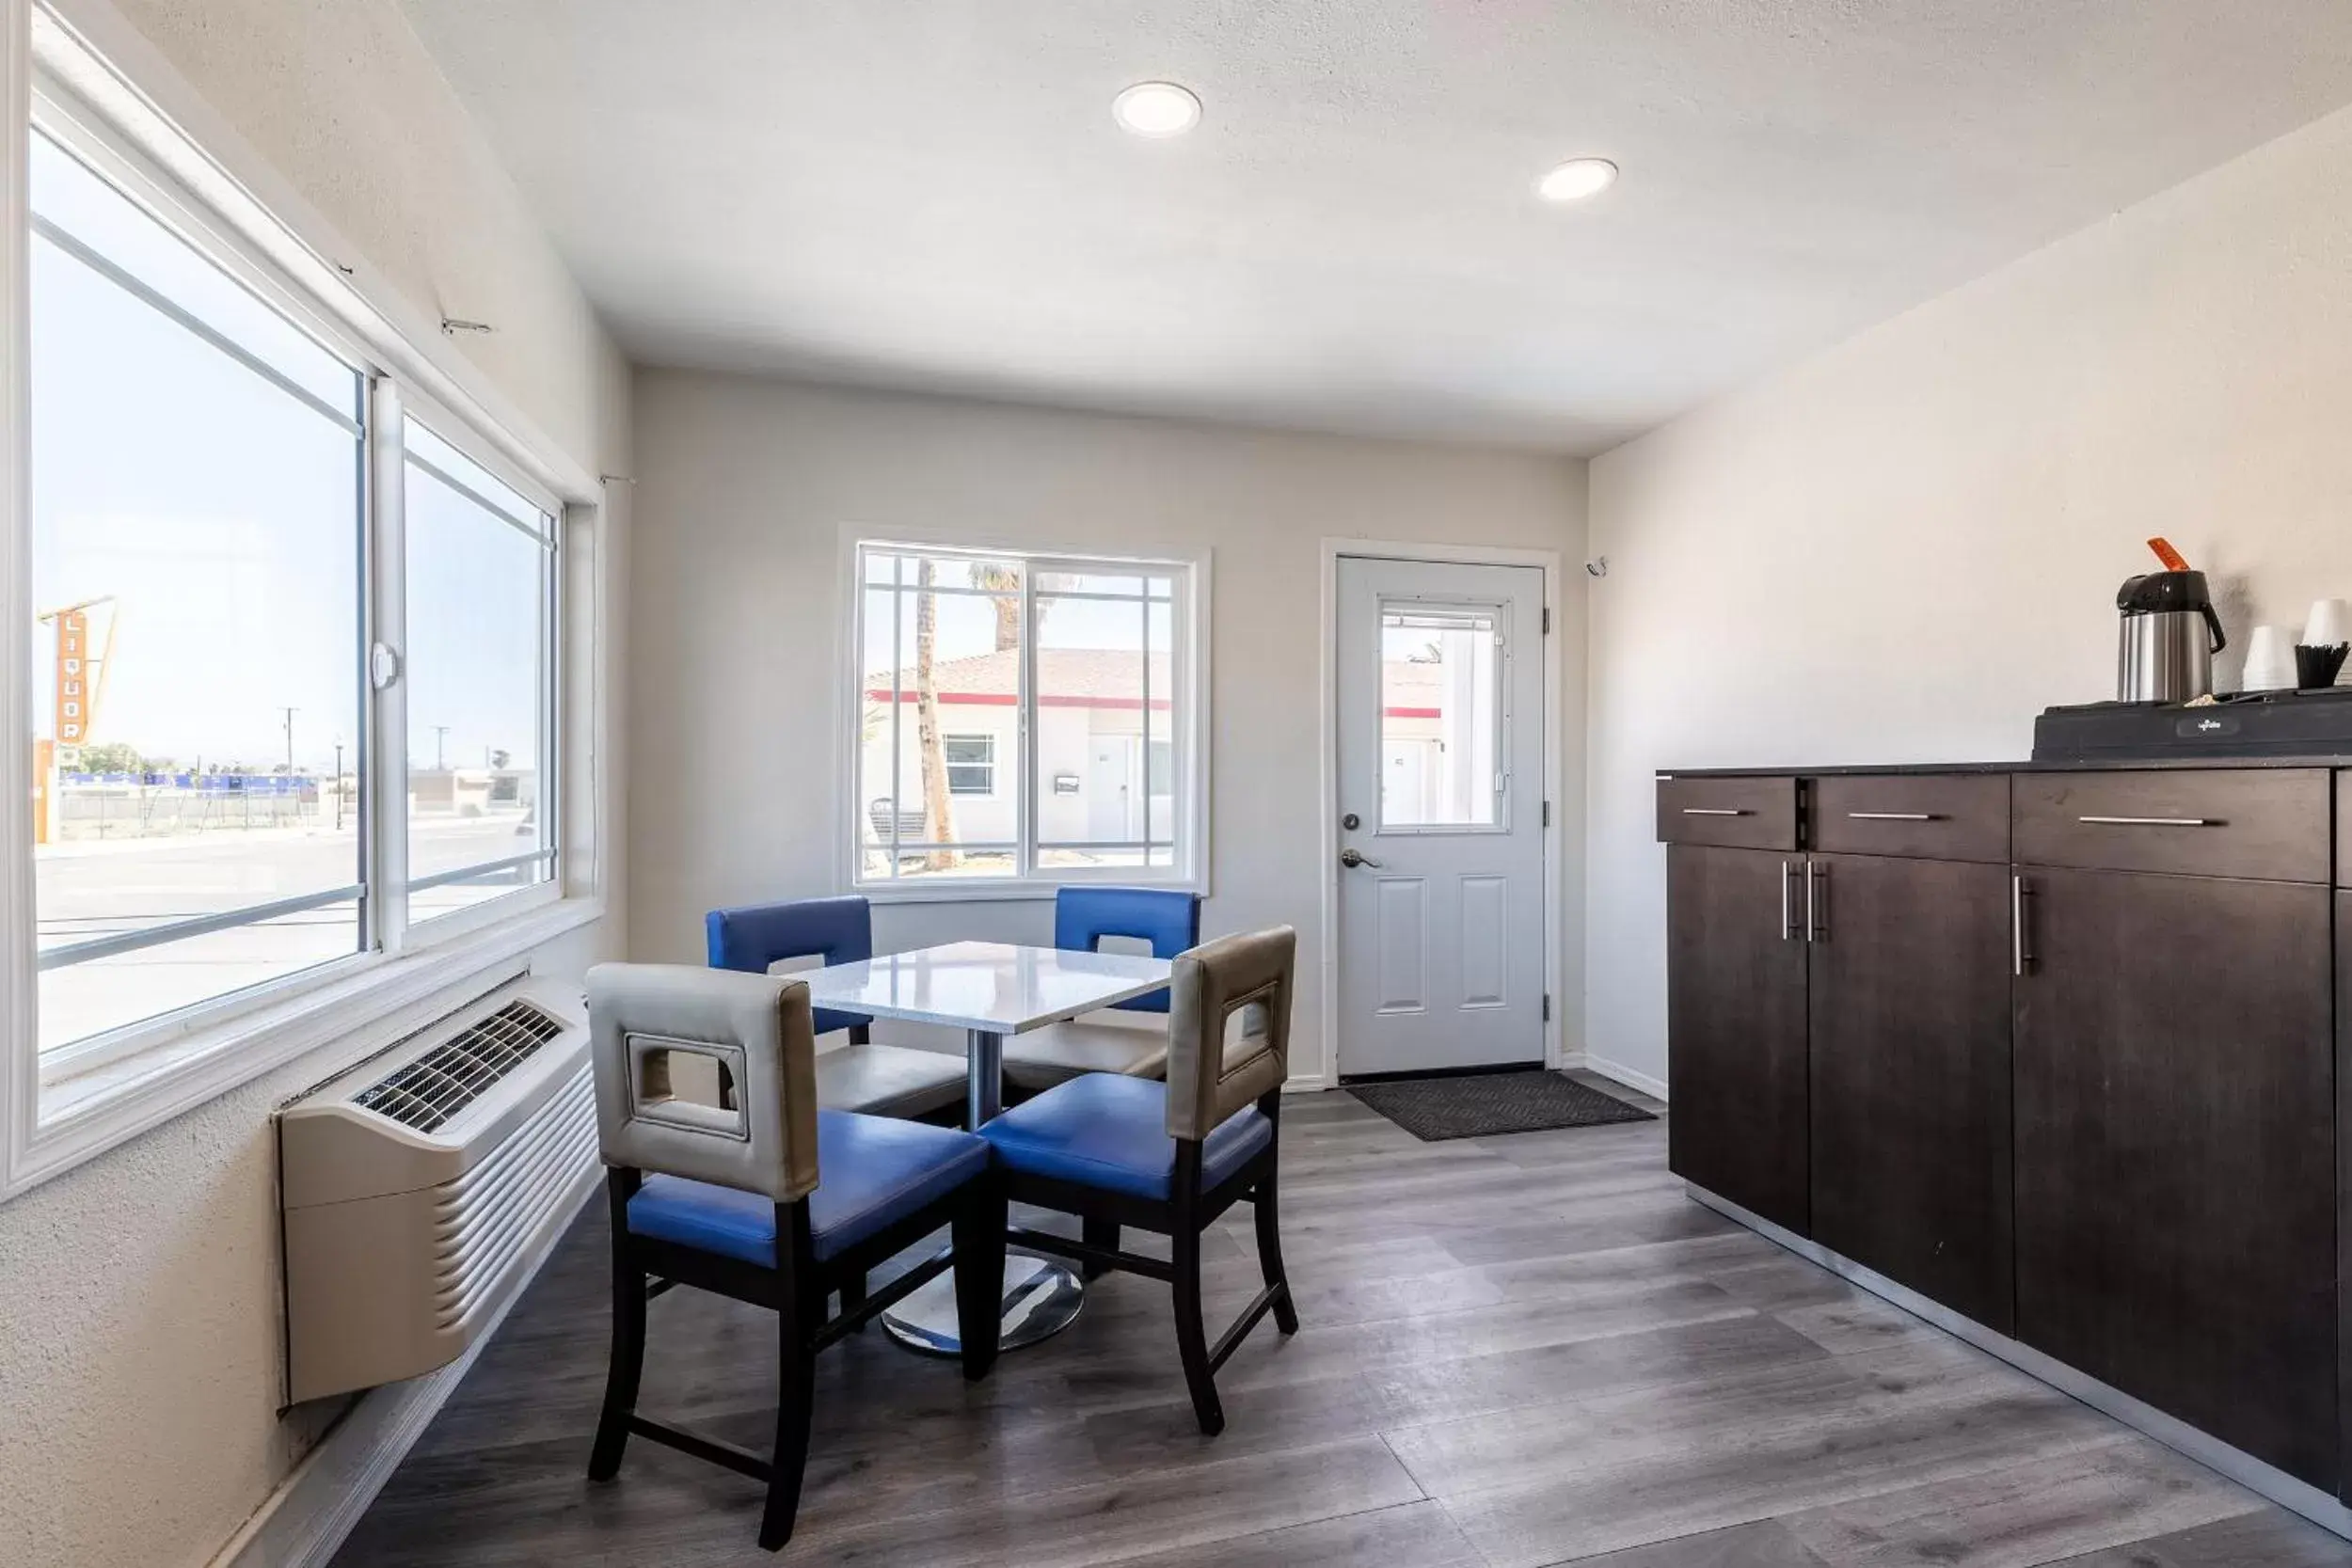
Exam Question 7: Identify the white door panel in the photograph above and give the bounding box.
[1337,557,1545,1075]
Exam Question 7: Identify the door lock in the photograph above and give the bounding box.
[1339,847,1384,869]
[1342,812,1361,831]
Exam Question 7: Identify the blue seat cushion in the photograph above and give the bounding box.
[977,1072,1271,1201]
[627,1110,988,1265]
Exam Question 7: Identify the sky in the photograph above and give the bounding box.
[26,131,544,776]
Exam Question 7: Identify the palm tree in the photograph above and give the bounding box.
[913,558,959,870]
[973,562,1061,651]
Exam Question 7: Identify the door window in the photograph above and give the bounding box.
[1378,604,1503,831]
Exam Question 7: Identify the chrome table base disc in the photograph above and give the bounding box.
[880,1252,1085,1356]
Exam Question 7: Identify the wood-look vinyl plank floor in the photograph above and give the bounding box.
[330,1085,2352,1568]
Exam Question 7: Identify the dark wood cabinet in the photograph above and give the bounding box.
[1665,844,1809,1235]
[2340,890,2352,1503]
[1807,853,2013,1330]
[2012,865,2336,1485]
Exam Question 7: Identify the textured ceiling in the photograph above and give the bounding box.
[400,1,2352,453]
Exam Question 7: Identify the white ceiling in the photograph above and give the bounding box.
[400,1,2352,454]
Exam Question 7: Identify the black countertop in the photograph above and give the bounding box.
[1659,754,2352,778]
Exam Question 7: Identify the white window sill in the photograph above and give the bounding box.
[854,874,1208,906]
[5,894,605,1202]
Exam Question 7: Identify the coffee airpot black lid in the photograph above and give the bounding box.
[2117,569,2214,615]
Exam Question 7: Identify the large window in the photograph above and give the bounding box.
[24,116,565,1081]
[854,544,1200,890]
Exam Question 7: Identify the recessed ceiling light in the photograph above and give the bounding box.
[1113,81,1202,138]
[1537,157,1618,203]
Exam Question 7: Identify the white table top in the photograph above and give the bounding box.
[798,941,1173,1035]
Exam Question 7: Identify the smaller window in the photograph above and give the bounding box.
[943,735,995,796]
[1379,605,1502,830]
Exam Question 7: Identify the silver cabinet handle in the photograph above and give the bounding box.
[1338,847,1384,869]
[1780,859,1793,941]
[2076,816,2213,827]
[1804,861,1824,942]
[1847,812,1940,822]
[1680,807,1752,816]
[2012,873,2034,975]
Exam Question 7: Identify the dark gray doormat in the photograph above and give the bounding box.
[1347,1070,1657,1142]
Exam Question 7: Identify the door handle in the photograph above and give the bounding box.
[1780,860,1794,941]
[2012,873,2035,975]
[2075,816,2213,828]
[1805,860,1826,942]
[1680,807,1752,816]
[1339,847,1384,869]
[1846,812,1940,822]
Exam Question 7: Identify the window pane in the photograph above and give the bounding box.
[32,135,359,421]
[857,549,1019,880]
[30,134,365,1053]
[1034,580,1168,871]
[1380,607,1501,829]
[405,419,550,921]
[1147,595,1174,845]
[944,734,994,795]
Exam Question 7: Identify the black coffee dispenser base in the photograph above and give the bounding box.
[2033,687,2352,761]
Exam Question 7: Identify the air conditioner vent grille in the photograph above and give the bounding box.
[353,1000,568,1132]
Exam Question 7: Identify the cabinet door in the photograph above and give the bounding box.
[1666,844,1809,1234]
[2014,866,2335,1484]
[1808,853,2012,1330]
[2340,891,2352,1505]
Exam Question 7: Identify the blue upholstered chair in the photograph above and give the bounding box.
[980,927,1297,1435]
[1002,886,1201,1093]
[583,963,1004,1551]
[707,895,964,1120]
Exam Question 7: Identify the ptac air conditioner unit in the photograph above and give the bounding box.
[278,974,595,1403]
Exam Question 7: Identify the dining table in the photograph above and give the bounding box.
[797,938,1174,1354]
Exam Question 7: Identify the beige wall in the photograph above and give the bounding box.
[1583,102,2352,1093]
[0,4,630,1566]
[628,372,1588,1083]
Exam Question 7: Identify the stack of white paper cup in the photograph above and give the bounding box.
[2242,625,2296,691]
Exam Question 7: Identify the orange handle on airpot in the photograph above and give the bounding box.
[2146,536,2191,573]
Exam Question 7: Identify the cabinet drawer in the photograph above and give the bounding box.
[1814,774,2009,863]
[1656,775,1798,850]
[2014,769,2330,882]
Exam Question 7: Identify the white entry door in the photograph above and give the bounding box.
[1336,556,1546,1076]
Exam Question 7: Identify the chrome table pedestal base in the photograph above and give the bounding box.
[880,1251,1085,1355]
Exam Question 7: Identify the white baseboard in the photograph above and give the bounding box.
[1282,1072,1332,1093]
[209,1164,601,1568]
[1581,1054,1666,1101]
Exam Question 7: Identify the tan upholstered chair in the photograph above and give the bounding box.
[583,963,1004,1551]
[975,927,1299,1433]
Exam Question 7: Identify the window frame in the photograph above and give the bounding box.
[0,8,610,1201]
[843,536,1211,902]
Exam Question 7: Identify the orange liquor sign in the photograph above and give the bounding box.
[55,610,88,747]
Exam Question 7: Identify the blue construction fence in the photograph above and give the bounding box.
[61,771,319,794]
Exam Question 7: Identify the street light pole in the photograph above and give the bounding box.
[280,706,297,774]
[333,740,344,831]
[432,725,450,771]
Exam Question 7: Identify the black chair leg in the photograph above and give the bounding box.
[1253,1172,1300,1336]
[1081,1217,1120,1281]
[840,1270,868,1328]
[587,1186,645,1481]
[953,1180,1008,1382]
[1171,1226,1225,1435]
[758,1292,818,1552]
